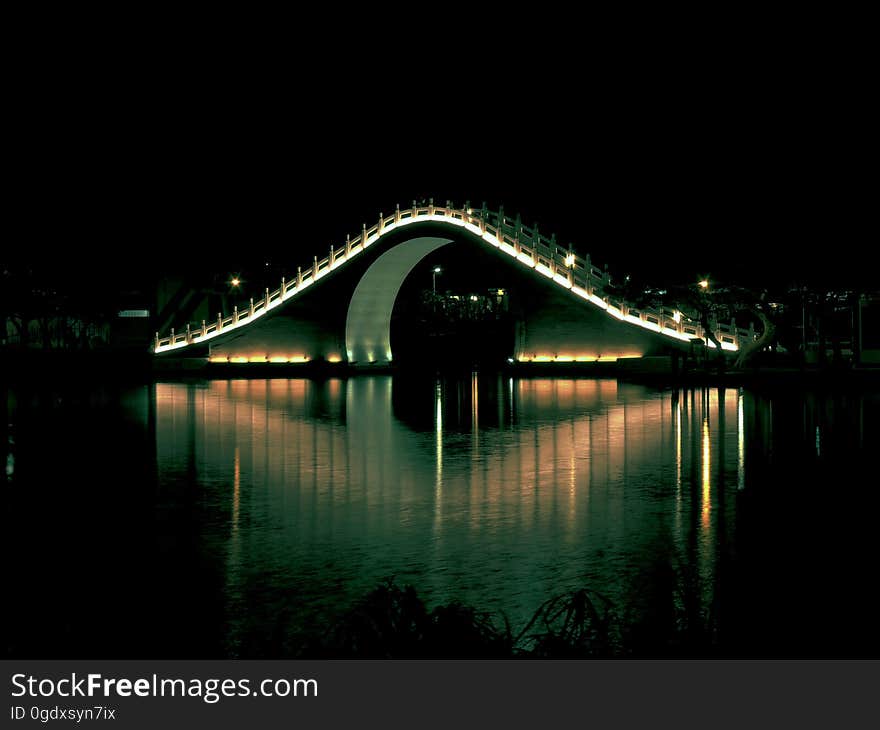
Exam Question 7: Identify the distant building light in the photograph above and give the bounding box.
[118,309,149,318]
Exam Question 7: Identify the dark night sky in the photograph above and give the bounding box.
[10,25,875,296]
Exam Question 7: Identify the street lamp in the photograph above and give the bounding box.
[432,266,442,295]
[698,279,709,290]
[230,277,241,288]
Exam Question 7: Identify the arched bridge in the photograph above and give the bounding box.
[153,202,749,365]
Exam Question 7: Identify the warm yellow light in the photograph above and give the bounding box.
[230,357,248,363]
[326,355,342,363]
[231,278,241,287]
[249,356,267,363]
[269,357,289,363]
[288,355,309,363]
[210,356,229,363]
[565,253,575,268]
[702,417,711,525]
[673,310,682,323]
[699,279,709,289]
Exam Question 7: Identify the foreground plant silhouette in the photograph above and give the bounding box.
[299,579,639,658]
[514,588,618,657]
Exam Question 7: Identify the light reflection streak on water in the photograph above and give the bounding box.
[702,392,711,529]
[232,445,241,535]
[675,390,683,528]
[435,379,443,536]
[738,391,745,491]
[508,377,514,426]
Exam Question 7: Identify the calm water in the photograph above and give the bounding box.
[4,375,879,657]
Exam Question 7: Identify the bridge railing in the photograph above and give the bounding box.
[154,202,754,353]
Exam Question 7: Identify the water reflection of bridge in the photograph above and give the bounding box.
[154,377,751,637]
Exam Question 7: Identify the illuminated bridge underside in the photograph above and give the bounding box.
[345,237,452,363]
[154,205,746,364]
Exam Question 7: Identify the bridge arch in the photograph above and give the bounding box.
[344,236,453,364]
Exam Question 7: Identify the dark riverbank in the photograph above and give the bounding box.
[0,349,154,382]
[3,349,880,392]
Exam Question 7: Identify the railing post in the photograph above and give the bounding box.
[498,205,505,232]
[265,287,270,307]
[428,197,434,215]
[281,276,286,296]
[296,266,303,289]
[170,327,175,343]
[217,313,223,331]
[395,203,401,222]
[345,234,351,257]
[233,307,238,324]
[377,212,384,234]
[361,223,367,246]
[412,200,417,218]
[249,298,255,317]
[329,245,336,267]
[154,332,159,350]
[201,320,207,337]
[313,256,319,278]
